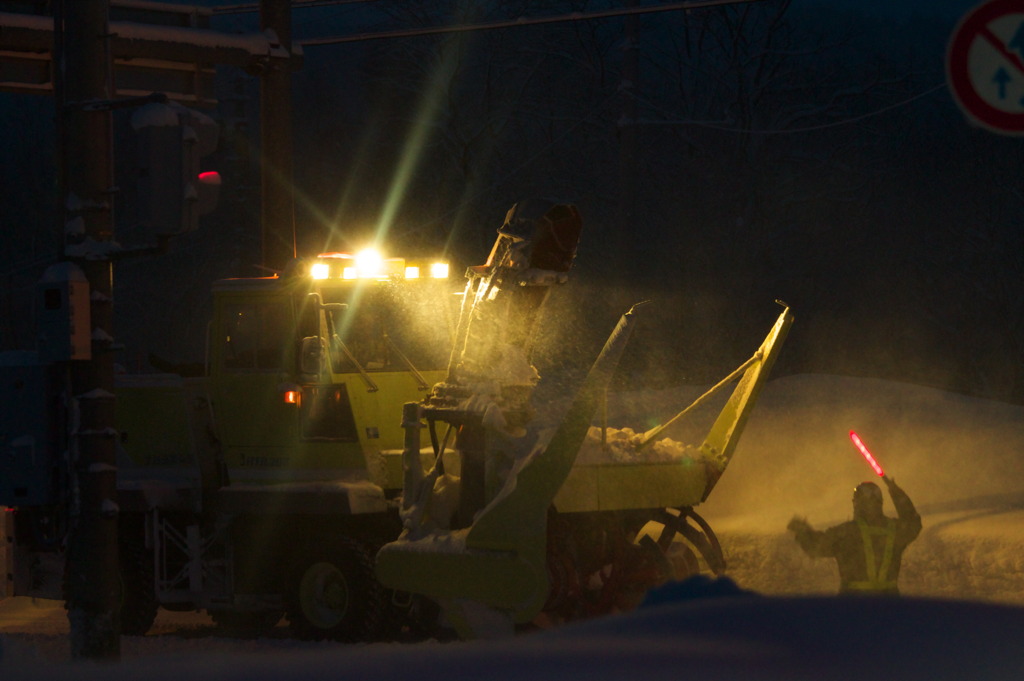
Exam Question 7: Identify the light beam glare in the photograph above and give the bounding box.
[376,8,480,247]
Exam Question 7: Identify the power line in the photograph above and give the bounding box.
[394,92,620,240]
[393,82,949,239]
[299,0,762,47]
[213,0,379,15]
[633,83,947,135]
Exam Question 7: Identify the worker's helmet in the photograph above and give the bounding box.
[852,481,883,516]
[854,481,882,501]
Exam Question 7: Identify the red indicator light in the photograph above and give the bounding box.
[283,390,300,405]
[198,171,221,185]
[850,430,885,477]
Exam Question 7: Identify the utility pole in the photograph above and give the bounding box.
[224,72,258,276]
[260,0,297,272]
[58,0,121,660]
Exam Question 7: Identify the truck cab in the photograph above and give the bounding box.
[203,253,454,490]
[112,251,455,494]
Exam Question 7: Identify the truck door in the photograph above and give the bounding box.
[211,294,308,473]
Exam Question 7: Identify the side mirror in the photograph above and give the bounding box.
[299,336,326,376]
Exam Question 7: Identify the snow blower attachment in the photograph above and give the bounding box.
[375,201,794,639]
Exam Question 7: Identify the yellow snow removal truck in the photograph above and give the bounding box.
[0,200,791,641]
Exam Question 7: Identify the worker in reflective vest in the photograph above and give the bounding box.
[788,477,922,594]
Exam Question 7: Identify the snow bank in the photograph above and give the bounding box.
[4,595,1024,680]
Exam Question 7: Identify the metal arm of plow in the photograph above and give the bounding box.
[637,353,760,450]
[698,303,793,501]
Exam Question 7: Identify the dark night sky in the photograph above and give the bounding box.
[1,0,1021,402]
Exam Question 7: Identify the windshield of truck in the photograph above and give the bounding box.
[321,281,454,375]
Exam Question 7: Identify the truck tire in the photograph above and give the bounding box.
[286,538,384,642]
[119,538,158,636]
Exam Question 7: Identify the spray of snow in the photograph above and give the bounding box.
[454,346,540,438]
[517,269,570,286]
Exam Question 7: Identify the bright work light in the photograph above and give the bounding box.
[355,249,383,278]
[309,251,448,281]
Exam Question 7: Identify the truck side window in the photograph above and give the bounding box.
[222,301,289,370]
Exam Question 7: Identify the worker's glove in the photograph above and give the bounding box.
[787,516,810,534]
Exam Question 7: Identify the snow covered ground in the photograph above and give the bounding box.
[2,373,1023,676]
[4,593,1024,680]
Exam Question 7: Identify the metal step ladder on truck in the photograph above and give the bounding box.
[0,199,792,642]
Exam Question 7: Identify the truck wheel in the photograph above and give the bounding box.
[119,539,158,636]
[286,538,384,642]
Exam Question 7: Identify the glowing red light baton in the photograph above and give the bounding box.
[849,430,885,477]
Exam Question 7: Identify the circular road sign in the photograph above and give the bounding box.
[947,0,1024,135]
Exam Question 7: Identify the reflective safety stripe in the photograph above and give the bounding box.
[848,518,898,591]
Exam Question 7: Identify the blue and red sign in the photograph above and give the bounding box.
[947,0,1024,135]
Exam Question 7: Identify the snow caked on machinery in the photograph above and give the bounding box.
[0,200,792,641]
